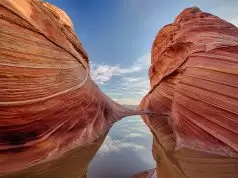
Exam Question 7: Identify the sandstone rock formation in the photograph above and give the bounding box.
[0,1,141,177]
[1,1,238,177]
[140,7,238,178]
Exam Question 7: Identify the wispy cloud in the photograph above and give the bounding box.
[90,64,141,85]
[126,133,144,138]
[110,98,141,105]
[133,53,151,69]
[98,135,145,156]
[90,53,151,104]
[121,77,149,90]
[90,53,150,85]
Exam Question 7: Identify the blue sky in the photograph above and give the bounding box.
[47,0,238,104]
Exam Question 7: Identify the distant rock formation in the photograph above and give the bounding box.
[139,7,238,178]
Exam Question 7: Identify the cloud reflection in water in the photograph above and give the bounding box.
[88,116,155,178]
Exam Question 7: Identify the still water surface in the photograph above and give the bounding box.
[88,116,155,178]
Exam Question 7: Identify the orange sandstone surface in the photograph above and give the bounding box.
[139,7,238,178]
[0,1,238,178]
[0,0,140,177]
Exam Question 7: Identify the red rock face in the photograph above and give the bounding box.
[140,7,238,178]
[142,7,238,157]
[0,0,139,175]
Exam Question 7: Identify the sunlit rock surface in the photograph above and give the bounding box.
[140,7,238,178]
[0,0,140,177]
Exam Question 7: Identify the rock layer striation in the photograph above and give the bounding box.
[0,0,140,176]
[140,7,238,178]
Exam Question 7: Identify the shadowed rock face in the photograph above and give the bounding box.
[0,0,140,175]
[140,7,238,178]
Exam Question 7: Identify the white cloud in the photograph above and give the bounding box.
[126,133,144,138]
[90,53,151,105]
[133,53,151,69]
[90,53,150,85]
[128,127,151,134]
[119,77,150,98]
[106,92,124,96]
[117,125,151,135]
[122,77,144,82]
[90,64,141,85]
[121,77,149,89]
[98,135,145,156]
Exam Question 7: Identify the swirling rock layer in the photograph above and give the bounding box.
[140,7,238,178]
[0,0,137,175]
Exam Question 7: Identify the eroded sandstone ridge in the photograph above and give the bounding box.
[140,7,238,178]
[0,0,140,177]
